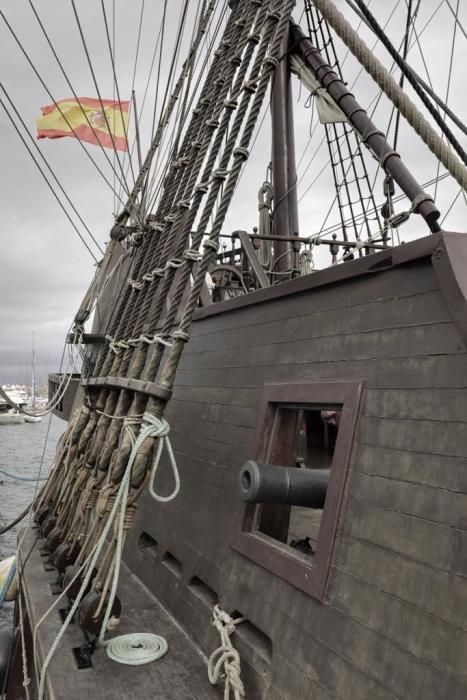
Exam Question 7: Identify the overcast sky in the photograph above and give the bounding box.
[0,0,466,384]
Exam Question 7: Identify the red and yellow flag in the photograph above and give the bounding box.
[37,97,130,151]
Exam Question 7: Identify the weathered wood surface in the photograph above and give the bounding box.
[19,529,220,700]
[123,242,467,699]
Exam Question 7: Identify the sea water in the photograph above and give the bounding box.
[0,416,64,622]
[0,416,64,557]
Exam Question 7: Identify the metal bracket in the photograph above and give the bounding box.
[72,637,96,670]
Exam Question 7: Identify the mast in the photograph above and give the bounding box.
[32,330,36,410]
[271,29,300,278]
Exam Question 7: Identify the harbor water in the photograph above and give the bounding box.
[0,416,64,621]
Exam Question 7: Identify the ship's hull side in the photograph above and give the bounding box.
[122,232,467,699]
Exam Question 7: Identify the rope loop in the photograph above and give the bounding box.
[224,98,238,110]
[128,278,145,290]
[167,258,183,269]
[183,248,203,262]
[148,221,164,232]
[195,181,210,193]
[173,330,190,343]
[213,168,229,181]
[177,198,191,210]
[242,80,257,94]
[142,413,181,504]
[248,31,261,45]
[263,54,279,69]
[233,147,249,161]
[203,239,219,252]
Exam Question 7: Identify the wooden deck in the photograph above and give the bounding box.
[18,528,220,700]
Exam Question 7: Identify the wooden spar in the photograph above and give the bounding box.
[271,30,300,276]
[290,22,441,232]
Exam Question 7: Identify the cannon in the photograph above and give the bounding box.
[239,460,329,509]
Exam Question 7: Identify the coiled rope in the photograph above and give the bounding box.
[104,633,168,665]
[311,0,467,192]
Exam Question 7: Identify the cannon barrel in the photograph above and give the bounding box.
[239,460,329,508]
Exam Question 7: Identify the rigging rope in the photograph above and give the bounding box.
[0,93,101,263]
[27,0,131,199]
[352,0,467,165]
[0,82,103,257]
[344,0,467,138]
[70,0,132,196]
[0,8,124,200]
[310,0,467,192]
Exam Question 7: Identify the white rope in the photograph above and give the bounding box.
[105,633,168,665]
[144,415,180,503]
[18,592,31,700]
[208,605,245,700]
[98,413,179,646]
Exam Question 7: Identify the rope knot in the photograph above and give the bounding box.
[167,258,183,269]
[213,168,228,181]
[208,606,245,699]
[263,54,279,69]
[183,248,202,262]
[242,80,257,94]
[148,221,164,232]
[139,413,180,503]
[173,330,190,343]
[203,239,218,253]
[233,147,249,161]
[195,181,210,194]
[177,199,191,210]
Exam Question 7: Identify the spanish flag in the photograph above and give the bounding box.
[37,97,130,151]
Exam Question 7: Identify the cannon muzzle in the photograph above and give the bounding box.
[239,460,329,508]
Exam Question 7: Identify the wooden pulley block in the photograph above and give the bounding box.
[35,505,50,526]
[77,590,122,637]
[45,526,64,553]
[53,541,81,574]
[63,565,96,602]
[40,515,57,538]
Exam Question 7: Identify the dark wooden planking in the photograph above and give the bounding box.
[364,386,467,422]
[354,444,467,493]
[185,286,451,354]
[359,415,467,458]
[335,534,467,632]
[330,568,467,686]
[226,553,467,700]
[178,322,463,370]
[349,471,467,529]
[172,353,467,389]
[343,498,467,577]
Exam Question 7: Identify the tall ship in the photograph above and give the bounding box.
[1,1,466,698]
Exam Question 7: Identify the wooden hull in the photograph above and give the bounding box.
[15,232,467,699]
